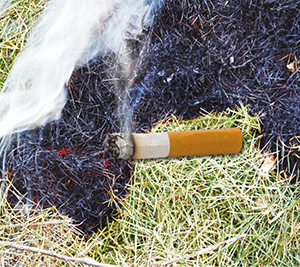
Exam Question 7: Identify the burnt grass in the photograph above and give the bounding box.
[2,0,300,235]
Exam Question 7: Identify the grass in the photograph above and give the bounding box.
[1,104,300,266]
[0,178,91,266]
[0,0,47,88]
[90,105,300,266]
[1,1,300,266]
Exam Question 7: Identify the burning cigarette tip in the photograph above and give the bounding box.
[103,133,134,161]
[103,128,242,160]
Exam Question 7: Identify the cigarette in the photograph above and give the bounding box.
[103,128,242,160]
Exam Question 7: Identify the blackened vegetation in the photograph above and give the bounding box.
[2,0,300,235]
[4,60,134,235]
[134,0,300,181]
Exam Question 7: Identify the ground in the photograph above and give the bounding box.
[1,0,300,235]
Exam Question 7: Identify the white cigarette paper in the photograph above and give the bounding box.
[103,128,242,160]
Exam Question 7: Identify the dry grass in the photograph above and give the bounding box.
[0,179,103,266]
[1,1,300,266]
[86,104,300,266]
[0,99,299,266]
[0,0,48,87]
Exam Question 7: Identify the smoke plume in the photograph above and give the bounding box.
[0,0,164,142]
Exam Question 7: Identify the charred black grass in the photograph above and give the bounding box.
[134,0,300,180]
[1,0,300,235]
[3,58,135,235]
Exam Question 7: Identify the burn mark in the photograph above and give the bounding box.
[2,0,300,235]
[103,133,134,160]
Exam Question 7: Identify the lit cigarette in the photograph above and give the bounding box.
[103,128,242,160]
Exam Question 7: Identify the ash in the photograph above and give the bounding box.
[2,0,300,235]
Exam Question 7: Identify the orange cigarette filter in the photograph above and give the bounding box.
[167,128,242,157]
[103,128,242,160]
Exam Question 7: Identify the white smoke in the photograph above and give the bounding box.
[0,0,12,16]
[0,0,164,140]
